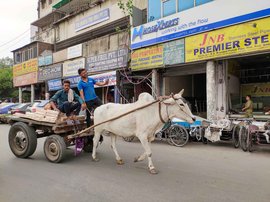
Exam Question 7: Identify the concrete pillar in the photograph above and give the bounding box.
[152,69,159,99]
[31,84,35,104]
[19,87,22,103]
[206,61,216,121]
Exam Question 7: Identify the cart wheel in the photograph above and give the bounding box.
[83,136,93,153]
[168,125,189,147]
[44,135,66,163]
[248,132,255,152]
[240,127,248,152]
[123,136,135,142]
[9,122,37,158]
[232,125,241,148]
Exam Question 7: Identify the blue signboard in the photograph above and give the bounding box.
[48,79,62,91]
[75,8,110,32]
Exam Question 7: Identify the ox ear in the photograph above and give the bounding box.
[178,89,184,96]
[163,98,176,105]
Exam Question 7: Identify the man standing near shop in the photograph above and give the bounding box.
[242,95,253,118]
[78,68,109,127]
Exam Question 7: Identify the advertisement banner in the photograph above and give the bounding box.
[67,44,82,59]
[13,58,38,77]
[163,39,185,65]
[242,83,270,97]
[48,79,62,91]
[13,72,38,87]
[131,0,270,49]
[86,48,128,73]
[75,8,110,32]
[131,45,163,71]
[38,64,62,81]
[66,71,116,88]
[185,18,270,63]
[63,58,85,77]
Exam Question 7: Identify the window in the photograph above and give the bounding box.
[178,0,194,12]
[163,0,176,17]
[196,0,213,6]
[33,47,38,58]
[148,0,161,22]
[24,50,29,61]
[15,53,21,64]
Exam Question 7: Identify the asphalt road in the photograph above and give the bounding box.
[1,124,270,202]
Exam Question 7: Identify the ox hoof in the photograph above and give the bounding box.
[149,168,158,175]
[92,158,100,162]
[116,159,124,165]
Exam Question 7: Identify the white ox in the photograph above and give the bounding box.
[92,90,195,174]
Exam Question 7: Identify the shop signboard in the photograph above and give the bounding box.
[242,83,270,97]
[48,79,62,91]
[63,58,85,77]
[131,45,163,71]
[67,44,82,59]
[66,71,116,88]
[38,64,62,81]
[131,0,270,49]
[75,8,110,32]
[185,18,270,63]
[38,55,53,66]
[13,58,38,77]
[91,71,116,87]
[163,39,185,65]
[13,72,38,87]
[86,48,128,73]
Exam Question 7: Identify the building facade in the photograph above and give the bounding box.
[130,0,270,120]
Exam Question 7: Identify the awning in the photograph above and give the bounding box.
[52,0,71,9]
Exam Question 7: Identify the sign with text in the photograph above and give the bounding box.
[163,39,185,65]
[63,58,85,77]
[38,64,62,81]
[13,58,38,77]
[131,45,163,71]
[131,0,270,49]
[38,55,53,66]
[91,71,116,87]
[13,72,38,87]
[75,8,110,32]
[48,79,62,91]
[86,48,128,73]
[185,18,270,62]
[242,83,270,97]
[67,44,82,59]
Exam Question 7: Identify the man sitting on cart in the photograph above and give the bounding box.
[50,80,84,118]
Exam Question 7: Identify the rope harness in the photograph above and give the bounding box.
[69,94,193,139]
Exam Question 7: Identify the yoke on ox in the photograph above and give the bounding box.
[92,90,195,174]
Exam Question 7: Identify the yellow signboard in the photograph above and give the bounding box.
[13,58,38,77]
[242,83,270,97]
[131,45,163,71]
[185,18,270,63]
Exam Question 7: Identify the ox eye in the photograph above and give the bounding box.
[180,104,184,106]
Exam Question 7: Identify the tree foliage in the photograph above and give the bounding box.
[0,57,13,68]
[116,0,133,33]
[0,67,18,99]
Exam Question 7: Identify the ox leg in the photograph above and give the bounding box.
[138,137,158,174]
[92,132,101,162]
[111,134,124,165]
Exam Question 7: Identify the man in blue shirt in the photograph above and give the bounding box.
[77,68,108,127]
[50,80,84,118]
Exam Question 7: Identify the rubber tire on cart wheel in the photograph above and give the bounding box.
[240,127,248,152]
[168,125,189,147]
[232,125,241,148]
[9,122,37,158]
[44,135,66,163]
